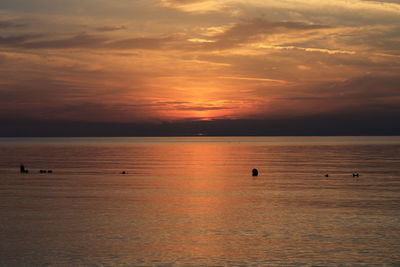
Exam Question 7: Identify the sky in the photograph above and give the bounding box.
[0,0,399,135]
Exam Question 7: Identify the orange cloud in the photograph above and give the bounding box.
[0,0,399,126]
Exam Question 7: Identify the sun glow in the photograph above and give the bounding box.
[0,0,398,126]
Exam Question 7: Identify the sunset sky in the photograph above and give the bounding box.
[0,0,399,133]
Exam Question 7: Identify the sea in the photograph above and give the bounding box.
[0,136,400,266]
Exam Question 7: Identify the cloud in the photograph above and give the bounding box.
[156,101,191,105]
[0,33,108,49]
[342,25,400,54]
[106,35,180,49]
[199,19,330,49]
[0,76,155,122]
[0,34,42,46]
[280,74,400,114]
[0,32,182,50]
[0,20,27,29]
[327,74,400,99]
[0,1,399,127]
[171,104,234,111]
[0,18,353,55]
[162,0,400,26]
[219,76,289,83]
[165,0,208,4]
[95,25,127,32]
[20,33,107,49]
[257,44,356,55]
[160,0,222,13]
[230,73,400,119]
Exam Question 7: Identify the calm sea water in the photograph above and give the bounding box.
[0,136,400,266]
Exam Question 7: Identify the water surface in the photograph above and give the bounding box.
[1,137,400,266]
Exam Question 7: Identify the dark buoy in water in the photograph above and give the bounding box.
[325,174,329,177]
[252,168,258,176]
[352,173,359,177]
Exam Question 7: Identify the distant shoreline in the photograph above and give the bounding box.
[1,136,400,146]
[1,135,400,138]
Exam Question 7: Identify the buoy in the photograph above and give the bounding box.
[252,168,258,176]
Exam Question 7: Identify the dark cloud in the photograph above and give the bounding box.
[0,78,98,105]
[344,26,400,54]
[172,104,234,111]
[362,0,400,3]
[95,25,127,32]
[1,111,399,137]
[34,102,151,121]
[1,73,398,136]
[0,33,105,49]
[0,19,331,51]
[326,74,400,99]
[0,91,156,122]
[0,34,42,46]
[166,0,208,4]
[106,35,178,49]
[0,20,27,29]
[20,33,107,49]
[262,74,400,118]
[202,19,330,49]
[0,32,180,50]
[156,101,191,105]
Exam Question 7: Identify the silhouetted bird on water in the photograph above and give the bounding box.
[325,174,329,177]
[20,165,28,173]
[352,173,359,177]
[252,168,258,176]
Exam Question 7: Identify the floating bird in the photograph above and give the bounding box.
[252,168,259,176]
[352,173,359,177]
[325,174,329,177]
[20,165,28,173]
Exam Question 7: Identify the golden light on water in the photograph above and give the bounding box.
[2,137,400,265]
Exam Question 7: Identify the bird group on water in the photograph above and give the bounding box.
[20,165,53,174]
[324,172,360,177]
[39,169,53,174]
[252,168,360,178]
[19,165,360,177]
